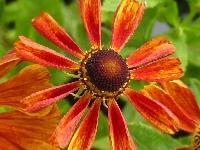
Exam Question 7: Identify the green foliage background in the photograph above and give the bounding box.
[0,0,200,149]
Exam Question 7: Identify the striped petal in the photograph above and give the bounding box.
[0,51,20,78]
[125,88,179,134]
[80,0,101,48]
[50,93,91,148]
[111,0,144,52]
[130,58,183,83]
[14,36,79,71]
[127,37,175,68]
[21,81,81,112]
[108,99,137,150]
[0,105,60,150]
[0,64,52,114]
[68,99,101,150]
[142,85,196,133]
[162,80,200,123]
[32,12,84,59]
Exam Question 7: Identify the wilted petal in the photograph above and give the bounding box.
[50,93,91,148]
[127,37,175,68]
[125,88,179,134]
[68,99,101,150]
[80,0,101,48]
[0,51,20,78]
[32,12,84,59]
[22,81,81,112]
[111,0,144,52]
[0,105,60,150]
[0,64,52,113]
[14,36,79,71]
[130,58,183,83]
[162,80,200,124]
[142,85,196,133]
[108,99,137,150]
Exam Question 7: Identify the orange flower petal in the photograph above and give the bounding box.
[127,37,175,68]
[68,99,101,150]
[0,137,58,150]
[22,81,81,112]
[0,51,20,78]
[111,0,144,52]
[14,36,79,71]
[130,58,183,82]
[32,12,84,59]
[50,93,91,148]
[125,88,179,134]
[0,105,60,150]
[0,64,52,112]
[80,0,101,48]
[162,80,200,124]
[108,99,137,150]
[142,85,196,133]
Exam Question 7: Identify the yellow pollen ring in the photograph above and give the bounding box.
[192,123,200,150]
[79,49,130,99]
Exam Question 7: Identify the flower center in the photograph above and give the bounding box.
[193,124,200,150]
[80,49,129,98]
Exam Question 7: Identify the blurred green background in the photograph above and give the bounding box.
[0,0,200,149]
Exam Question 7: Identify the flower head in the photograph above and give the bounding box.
[142,80,200,150]
[0,55,61,149]
[13,0,183,149]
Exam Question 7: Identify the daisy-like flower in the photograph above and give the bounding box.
[142,80,200,150]
[13,0,183,149]
[0,55,61,150]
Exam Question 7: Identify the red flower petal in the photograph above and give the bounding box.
[125,88,179,134]
[14,36,79,71]
[50,93,91,148]
[32,12,84,59]
[0,51,20,78]
[108,99,137,150]
[142,85,196,133]
[127,37,175,68]
[130,58,183,83]
[162,80,200,124]
[80,0,101,48]
[68,99,101,150]
[111,0,144,52]
[21,81,81,112]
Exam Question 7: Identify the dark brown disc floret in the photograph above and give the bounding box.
[80,49,129,98]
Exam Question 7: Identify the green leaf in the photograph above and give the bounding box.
[0,0,5,20]
[102,0,120,12]
[163,0,179,27]
[123,99,145,123]
[93,136,110,150]
[187,0,200,10]
[74,22,90,51]
[145,0,165,8]
[168,28,188,71]
[49,68,72,86]
[57,99,71,115]
[128,123,188,150]
[0,107,12,113]
[16,0,63,36]
[96,112,108,139]
[190,78,200,104]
